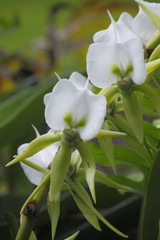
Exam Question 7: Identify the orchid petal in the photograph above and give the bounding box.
[78,89,106,140]
[45,80,86,130]
[45,79,106,140]
[18,144,52,185]
[94,12,135,44]
[118,38,146,85]
[87,42,119,88]
[69,72,88,89]
[18,127,60,185]
[132,6,157,44]
[44,93,51,107]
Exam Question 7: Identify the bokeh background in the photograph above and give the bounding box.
[0,0,158,239]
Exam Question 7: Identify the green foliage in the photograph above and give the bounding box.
[140,150,160,240]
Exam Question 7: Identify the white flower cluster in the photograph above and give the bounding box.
[18,0,160,185]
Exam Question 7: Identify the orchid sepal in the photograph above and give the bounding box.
[146,59,160,75]
[49,139,72,202]
[136,0,160,31]
[47,193,60,240]
[134,84,160,115]
[64,231,80,240]
[65,179,101,231]
[98,121,116,174]
[149,44,160,62]
[73,139,96,203]
[65,175,128,238]
[122,92,143,143]
[96,129,127,138]
[6,131,62,167]
[76,168,129,191]
[20,158,46,173]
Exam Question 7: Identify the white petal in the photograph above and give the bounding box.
[44,93,51,107]
[132,6,157,44]
[78,90,106,140]
[45,80,77,130]
[87,42,119,88]
[18,142,58,185]
[45,78,106,140]
[69,72,87,89]
[94,12,135,44]
[118,38,146,84]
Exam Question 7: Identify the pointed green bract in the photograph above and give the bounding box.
[146,31,160,50]
[47,193,60,240]
[96,129,127,138]
[122,92,143,143]
[147,59,160,75]
[107,114,152,162]
[76,168,129,191]
[136,0,160,31]
[66,181,101,231]
[98,121,116,174]
[73,140,96,203]
[140,150,160,240]
[49,139,72,202]
[135,84,160,115]
[64,231,80,240]
[29,231,37,240]
[6,132,62,167]
[149,44,160,62]
[66,176,128,238]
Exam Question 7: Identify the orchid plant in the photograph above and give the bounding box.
[6,0,160,239]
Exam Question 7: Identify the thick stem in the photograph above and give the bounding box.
[16,170,50,240]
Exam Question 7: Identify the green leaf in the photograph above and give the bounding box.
[122,92,143,143]
[136,0,160,31]
[140,149,160,240]
[73,140,96,203]
[49,140,72,202]
[64,231,80,240]
[47,193,60,240]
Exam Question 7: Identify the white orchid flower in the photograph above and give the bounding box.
[87,12,146,88]
[44,72,106,141]
[18,128,60,185]
[132,0,160,45]
[93,12,138,44]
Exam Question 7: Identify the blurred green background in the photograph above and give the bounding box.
[0,0,158,239]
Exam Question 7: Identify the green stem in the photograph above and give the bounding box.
[21,159,46,173]
[16,170,50,240]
